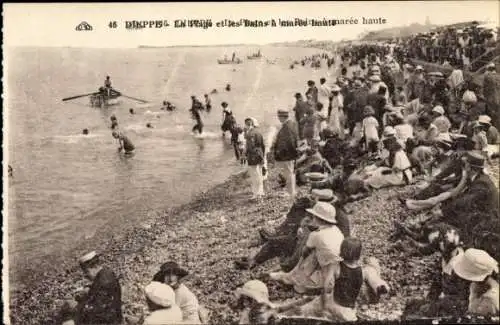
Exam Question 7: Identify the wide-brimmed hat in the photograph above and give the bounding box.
[306,201,337,224]
[235,280,274,307]
[486,62,496,69]
[310,188,339,204]
[465,151,486,169]
[432,105,445,115]
[331,84,341,92]
[478,115,492,125]
[145,281,176,308]
[158,261,189,278]
[471,120,483,129]
[79,251,99,266]
[369,75,381,82]
[415,65,424,71]
[428,71,444,78]
[452,248,499,282]
[353,79,363,88]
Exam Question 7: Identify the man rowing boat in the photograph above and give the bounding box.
[104,76,112,96]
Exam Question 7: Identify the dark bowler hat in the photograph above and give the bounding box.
[221,101,228,107]
[466,151,485,169]
[277,109,290,116]
[294,93,302,98]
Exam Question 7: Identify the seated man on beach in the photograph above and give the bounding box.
[59,251,123,325]
[112,131,135,154]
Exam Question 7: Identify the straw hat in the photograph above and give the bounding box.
[432,105,445,115]
[486,62,496,69]
[415,65,424,71]
[311,188,339,203]
[306,201,337,224]
[79,251,99,265]
[452,248,499,282]
[428,71,444,78]
[145,282,176,308]
[478,115,492,125]
[369,75,381,82]
[353,79,363,88]
[235,280,274,307]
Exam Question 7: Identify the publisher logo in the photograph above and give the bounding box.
[75,21,93,31]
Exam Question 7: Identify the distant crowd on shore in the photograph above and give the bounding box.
[57,35,499,325]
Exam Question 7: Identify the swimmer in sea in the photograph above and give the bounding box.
[110,115,118,130]
[146,123,154,129]
[129,108,135,115]
[8,165,13,177]
[112,131,135,154]
[210,89,218,94]
[82,128,89,135]
[225,84,231,92]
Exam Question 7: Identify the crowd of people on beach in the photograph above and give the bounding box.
[57,33,499,325]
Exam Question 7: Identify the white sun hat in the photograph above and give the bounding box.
[145,281,176,308]
[432,105,445,115]
[306,201,337,224]
[452,248,499,282]
[235,280,274,307]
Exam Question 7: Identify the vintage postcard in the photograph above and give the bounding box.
[3,2,500,325]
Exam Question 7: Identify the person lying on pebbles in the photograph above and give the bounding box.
[58,251,123,325]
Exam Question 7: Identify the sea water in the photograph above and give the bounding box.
[5,45,332,288]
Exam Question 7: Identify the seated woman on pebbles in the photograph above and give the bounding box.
[269,201,344,294]
[233,280,313,325]
[151,261,205,324]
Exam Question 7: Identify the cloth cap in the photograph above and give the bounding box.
[79,251,98,265]
[311,189,338,203]
[478,115,492,125]
[369,75,381,82]
[466,151,486,168]
[383,126,397,137]
[432,105,445,115]
[306,201,337,224]
[145,282,176,308]
[235,280,274,307]
[452,248,499,282]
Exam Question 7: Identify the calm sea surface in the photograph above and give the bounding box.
[6,45,332,287]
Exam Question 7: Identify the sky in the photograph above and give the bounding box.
[3,2,499,48]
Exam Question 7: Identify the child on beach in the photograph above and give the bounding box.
[234,280,314,325]
[152,261,205,324]
[361,105,380,156]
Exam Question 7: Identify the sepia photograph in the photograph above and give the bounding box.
[2,2,500,325]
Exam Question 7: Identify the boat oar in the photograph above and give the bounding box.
[62,92,99,101]
[119,94,149,104]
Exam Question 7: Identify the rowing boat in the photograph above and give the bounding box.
[89,93,121,107]
[217,58,243,64]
